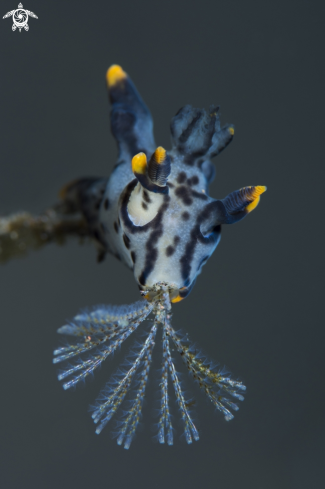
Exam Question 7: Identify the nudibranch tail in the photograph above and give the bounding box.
[54,291,245,448]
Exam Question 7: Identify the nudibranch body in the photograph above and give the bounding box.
[55,65,266,448]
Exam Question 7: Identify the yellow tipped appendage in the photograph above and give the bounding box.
[171,295,184,303]
[229,127,235,136]
[106,65,127,88]
[132,153,147,175]
[153,146,167,164]
[245,186,267,213]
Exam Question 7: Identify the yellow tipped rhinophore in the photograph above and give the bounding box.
[132,153,147,175]
[153,146,167,164]
[246,185,267,213]
[106,65,127,88]
[228,127,235,136]
[148,146,171,188]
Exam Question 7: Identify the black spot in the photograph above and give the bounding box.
[142,190,152,204]
[177,172,187,184]
[131,251,136,264]
[166,245,175,257]
[123,234,131,249]
[175,186,193,206]
[182,211,190,220]
[187,175,199,186]
[95,201,101,210]
[142,202,148,210]
[104,198,109,210]
[114,222,119,233]
[174,235,180,245]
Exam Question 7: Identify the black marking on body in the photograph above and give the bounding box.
[182,211,190,220]
[131,251,136,264]
[123,233,131,249]
[165,236,180,258]
[191,189,208,200]
[142,202,148,210]
[104,198,110,210]
[142,190,152,204]
[175,186,193,206]
[138,223,164,286]
[167,182,174,188]
[120,180,170,235]
[183,114,216,166]
[187,175,199,186]
[179,203,222,284]
[137,197,170,286]
[177,172,187,184]
[178,111,203,145]
[114,221,119,233]
[166,246,175,257]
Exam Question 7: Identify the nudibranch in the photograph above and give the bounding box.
[54,64,266,448]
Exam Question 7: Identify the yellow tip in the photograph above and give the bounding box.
[246,196,260,213]
[229,127,235,136]
[106,65,127,88]
[171,294,184,303]
[154,146,166,164]
[245,186,267,213]
[132,152,147,175]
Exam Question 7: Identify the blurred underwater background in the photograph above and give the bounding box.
[0,0,324,487]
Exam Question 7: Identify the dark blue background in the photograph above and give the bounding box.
[0,1,324,487]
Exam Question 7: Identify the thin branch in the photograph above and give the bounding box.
[0,206,89,264]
